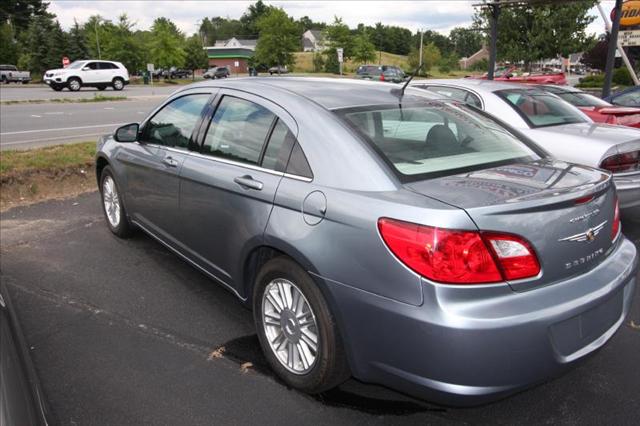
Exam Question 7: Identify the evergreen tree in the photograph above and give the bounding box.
[67,20,88,61]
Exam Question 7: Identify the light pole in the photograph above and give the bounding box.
[418,30,424,68]
[94,18,102,59]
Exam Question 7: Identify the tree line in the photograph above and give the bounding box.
[0,0,602,77]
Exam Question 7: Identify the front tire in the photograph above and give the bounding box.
[67,77,81,91]
[99,166,133,238]
[112,78,124,91]
[254,257,350,393]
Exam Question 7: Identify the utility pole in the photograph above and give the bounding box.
[602,0,623,98]
[94,19,102,59]
[487,3,500,80]
[419,30,424,67]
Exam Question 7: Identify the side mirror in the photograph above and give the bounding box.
[114,123,139,143]
[82,66,90,71]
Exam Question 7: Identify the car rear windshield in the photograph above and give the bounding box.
[336,102,540,180]
[357,66,381,75]
[496,89,588,128]
[555,91,611,108]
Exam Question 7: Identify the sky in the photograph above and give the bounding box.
[47,0,616,37]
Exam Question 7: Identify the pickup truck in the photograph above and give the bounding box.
[468,66,566,85]
[0,65,31,84]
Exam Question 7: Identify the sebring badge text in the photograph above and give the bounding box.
[565,248,604,270]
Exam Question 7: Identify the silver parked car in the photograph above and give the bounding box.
[410,79,640,212]
[96,78,638,405]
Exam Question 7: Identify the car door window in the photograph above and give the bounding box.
[261,119,296,172]
[613,90,640,107]
[84,62,99,70]
[202,96,276,165]
[427,86,469,103]
[464,92,482,108]
[286,142,313,179]
[142,94,210,148]
[99,62,118,70]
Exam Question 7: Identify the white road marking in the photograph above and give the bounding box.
[1,132,105,146]
[45,111,63,115]
[104,107,115,110]
[0,123,126,136]
[30,114,42,118]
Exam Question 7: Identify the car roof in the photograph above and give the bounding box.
[409,78,542,94]
[180,77,442,109]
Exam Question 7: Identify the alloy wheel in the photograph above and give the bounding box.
[113,79,123,90]
[262,278,319,374]
[102,176,121,228]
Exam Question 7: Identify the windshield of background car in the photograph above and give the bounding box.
[67,61,86,69]
[613,89,640,107]
[337,102,540,180]
[556,91,611,108]
[496,89,588,128]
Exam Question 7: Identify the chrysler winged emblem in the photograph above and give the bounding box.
[558,221,607,243]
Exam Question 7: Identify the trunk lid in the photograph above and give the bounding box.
[406,159,618,291]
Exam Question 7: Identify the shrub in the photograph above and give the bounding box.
[613,67,633,86]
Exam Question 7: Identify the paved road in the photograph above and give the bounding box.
[0,84,178,101]
[0,98,163,150]
[1,194,638,425]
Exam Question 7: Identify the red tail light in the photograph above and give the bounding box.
[600,151,640,173]
[378,218,540,284]
[379,74,385,81]
[611,196,621,241]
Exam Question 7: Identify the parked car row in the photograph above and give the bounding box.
[95,75,638,407]
[203,66,230,79]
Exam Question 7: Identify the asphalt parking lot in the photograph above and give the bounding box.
[1,193,638,425]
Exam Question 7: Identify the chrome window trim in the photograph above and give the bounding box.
[188,151,285,177]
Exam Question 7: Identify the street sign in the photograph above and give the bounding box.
[613,0,640,28]
[336,48,344,63]
[62,56,70,67]
[620,29,640,46]
[147,63,155,72]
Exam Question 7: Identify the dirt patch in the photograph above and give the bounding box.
[0,165,97,211]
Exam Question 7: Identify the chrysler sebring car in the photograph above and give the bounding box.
[410,79,640,212]
[95,78,638,405]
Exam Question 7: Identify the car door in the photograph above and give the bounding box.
[81,61,100,83]
[98,62,117,83]
[116,92,212,243]
[178,91,298,289]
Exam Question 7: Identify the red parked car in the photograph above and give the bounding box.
[469,66,567,85]
[540,84,640,128]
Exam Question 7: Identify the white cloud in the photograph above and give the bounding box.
[47,0,615,38]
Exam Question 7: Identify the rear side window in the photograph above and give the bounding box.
[261,119,295,172]
[337,102,539,180]
[202,96,276,165]
[142,94,210,148]
[99,62,119,70]
[286,142,313,179]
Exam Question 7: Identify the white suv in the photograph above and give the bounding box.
[44,60,129,92]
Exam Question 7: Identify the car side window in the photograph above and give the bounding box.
[464,92,482,108]
[141,94,210,148]
[261,119,295,172]
[613,91,640,107]
[99,62,118,70]
[202,96,276,165]
[286,142,313,179]
[85,62,99,70]
[427,86,468,103]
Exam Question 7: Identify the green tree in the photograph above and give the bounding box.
[0,22,18,64]
[103,14,143,72]
[0,0,47,35]
[240,0,271,36]
[323,47,340,74]
[448,26,483,58]
[408,42,441,74]
[254,8,299,68]
[323,17,352,59]
[67,20,88,61]
[149,17,186,68]
[352,32,375,64]
[184,34,208,79]
[473,0,597,69]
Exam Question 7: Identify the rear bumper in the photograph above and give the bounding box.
[614,172,640,211]
[320,237,638,406]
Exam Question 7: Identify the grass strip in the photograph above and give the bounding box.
[1,95,127,105]
[0,142,96,177]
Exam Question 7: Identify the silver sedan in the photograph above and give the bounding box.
[410,79,640,212]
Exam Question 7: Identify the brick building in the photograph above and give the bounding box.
[205,38,257,74]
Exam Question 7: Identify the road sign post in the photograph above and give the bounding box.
[147,63,155,88]
[337,48,344,76]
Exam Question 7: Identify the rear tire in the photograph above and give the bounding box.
[99,166,134,238]
[68,77,81,91]
[112,78,124,91]
[254,257,350,394]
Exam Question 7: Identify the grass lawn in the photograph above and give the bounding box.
[0,142,96,176]
[1,95,127,105]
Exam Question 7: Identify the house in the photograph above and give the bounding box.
[204,38,258,73]
[302,29,324,52]
[459,45,489,70]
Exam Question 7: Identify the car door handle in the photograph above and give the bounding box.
[162,156,179,167]
[234,175,263,191]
